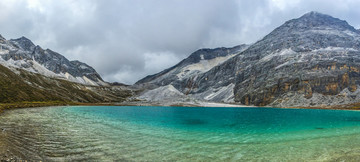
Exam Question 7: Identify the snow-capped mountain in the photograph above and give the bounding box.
[137,12,360,107]
[0,35,107,86]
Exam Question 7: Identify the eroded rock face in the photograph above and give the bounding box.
[136,11,360,107]
[135,45,249,103]
[176,12,360,106]
[234,62,360,106]
[231,12,360,106]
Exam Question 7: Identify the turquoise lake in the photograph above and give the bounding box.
[1,106,360,161]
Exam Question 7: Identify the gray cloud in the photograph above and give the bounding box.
[0,0,360,84]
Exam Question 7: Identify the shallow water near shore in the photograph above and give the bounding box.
[1,106,360,161]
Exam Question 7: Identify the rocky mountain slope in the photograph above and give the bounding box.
[0,35,106,86]
[136,45,248,85]
[136,45,249,103]
[0,35,133,104]
[137,12,360,107]
[0,63,132,104]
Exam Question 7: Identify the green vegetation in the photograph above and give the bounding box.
[0,101,69,113]
[0,64,132,112]
[0,65,60,102]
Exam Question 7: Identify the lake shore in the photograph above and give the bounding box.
[117,100,360,111]
[0,101,69,114]
[2,105,360,161]
[2,100,360,115]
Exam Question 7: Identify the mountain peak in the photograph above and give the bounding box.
[15,36,33,43]
[10,36,36,51]
[262,11,358,43]
[20,36,29,39]
[301,11,326,18]
[298,11,339,22]
[286,11,356,32]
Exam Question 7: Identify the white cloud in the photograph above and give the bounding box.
[144,51,181,74]
[270,0,301,10]
[1,0,360,84]
[26,0,45,13]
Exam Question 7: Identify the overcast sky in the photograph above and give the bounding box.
[1,0,360,84]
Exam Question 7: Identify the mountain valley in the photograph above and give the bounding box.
[1,11,360,108]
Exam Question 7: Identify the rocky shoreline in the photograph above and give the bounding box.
[2,100,360,115]
[0,133,21,161]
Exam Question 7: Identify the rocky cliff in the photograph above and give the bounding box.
[136,45,249,103]
[137,12,360,107]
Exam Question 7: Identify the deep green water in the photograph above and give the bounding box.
[1,106,360,161]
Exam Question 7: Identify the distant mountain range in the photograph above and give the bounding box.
[136,12,360,108]
[2,11,360,108]
[0,35,106,86]
[0,35,131,104]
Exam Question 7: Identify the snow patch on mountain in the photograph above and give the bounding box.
[313,47,358,52]
[0,48,9,55]
[192,83,235,103]
[343,30,359,37]
[138,85,185,101]
[176,54,236,80]
[79,65,90,69]
[138,83,236,103]
[259,48,296,63]
[0,56,105,85]
[307,29,348,37]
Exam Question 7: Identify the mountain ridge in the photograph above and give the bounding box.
[135,44,249,103]
[136,44,248,85]
[0,35,106,86]
[136,11,360,107]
